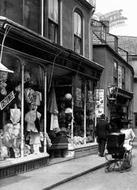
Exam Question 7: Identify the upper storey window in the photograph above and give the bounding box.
[74,11,83,55]
[48,0,59,43]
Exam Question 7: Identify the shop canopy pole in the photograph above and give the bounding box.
[84,82,87,145]
[21,63,24,157]
[71,85,74,143]
[44,69,47,153]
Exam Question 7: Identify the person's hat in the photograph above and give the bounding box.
[65,93,72,100]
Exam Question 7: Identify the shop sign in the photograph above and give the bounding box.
[97,9,127,28]
[95,89,104,117]
[0,91,15,110]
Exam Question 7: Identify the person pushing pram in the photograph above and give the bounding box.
[105,120,135,172]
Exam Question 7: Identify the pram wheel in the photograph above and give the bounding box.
[120,151,132,171]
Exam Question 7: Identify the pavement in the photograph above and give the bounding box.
[0,153,107,190]
[0,142,137,190]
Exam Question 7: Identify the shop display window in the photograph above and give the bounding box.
[0,52,45,161]
[47,76,72,157]
[24,61,45,155]
[0,54,22,160]
[86,80,95,143]
[73,75,85,145]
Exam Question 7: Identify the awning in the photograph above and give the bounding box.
[117,88,133,99]
[0,62,14,73]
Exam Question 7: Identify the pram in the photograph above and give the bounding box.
[105,132,133,172]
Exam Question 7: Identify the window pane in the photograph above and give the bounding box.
[48,0,58,23]
[0,0,22,24]
[0,53,22,159]
[86,80,95,143]
[23,0,41,34]
[74,12,81,37]
[74,35,82,54]
[24,62,45,155]
[48,20,58,43]
[73,76,84,145]
[54,0,58,23]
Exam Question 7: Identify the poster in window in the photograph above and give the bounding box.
[95,89,104,117]
[75,87,82,107]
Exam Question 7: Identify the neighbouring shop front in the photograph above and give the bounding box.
[0,17,103,178]
[107,86,133,131]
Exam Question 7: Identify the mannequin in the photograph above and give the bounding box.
[25,104,41,154]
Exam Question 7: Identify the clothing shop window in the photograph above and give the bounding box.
[113,61,118,86]
[0,53,22,160]
[24,61,44,155]
[48,0,59,43]
[23,0,41,34]
[47,74,72,158]
[0,50,46,161]
[74,11,83,55]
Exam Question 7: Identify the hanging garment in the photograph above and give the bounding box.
[50,114,59,130]
[48,88,58,114]
[10,108,21,124]
[25,110,41,133]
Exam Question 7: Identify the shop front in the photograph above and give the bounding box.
[0,17,103,178]
[47,72,98,158]
[107,86,133,131]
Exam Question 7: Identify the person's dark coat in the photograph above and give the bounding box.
[95,115,110,157]
[96,118,109,140]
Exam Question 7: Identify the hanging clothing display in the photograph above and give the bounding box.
[50,114,59,130]
[25,110,41,133]
[48,87,59,130]
[48,87,58,114]
[10,107,21,124]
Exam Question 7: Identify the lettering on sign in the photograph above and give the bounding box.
[0,91,15,110]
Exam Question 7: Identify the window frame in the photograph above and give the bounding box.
[113,61,118,86]
[48,0,60,43]
[74,9,83,55]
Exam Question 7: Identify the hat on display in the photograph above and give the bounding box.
[65,93,72,100]
[65,108,72,114]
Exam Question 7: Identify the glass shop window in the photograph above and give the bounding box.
[24,61,45,155]
[0,54,22,160]
[73,75,85,145]
[0,53,45,161]
[47,76,72,145]
[86,80,95,143]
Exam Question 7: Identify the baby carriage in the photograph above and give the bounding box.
[105,132,133,172]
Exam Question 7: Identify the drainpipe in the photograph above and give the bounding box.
[41,0,44,36]
[89,7,95,60]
